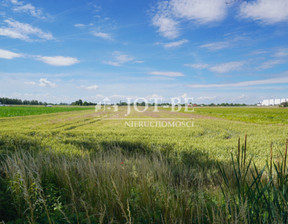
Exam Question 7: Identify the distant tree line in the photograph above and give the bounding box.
[204,103,248,107]
[0,97,250,107]
[0,97,49,105]
[280,102,288,107]
[71,99,96,106]
[117,102,248,107]
[117,102,173,106]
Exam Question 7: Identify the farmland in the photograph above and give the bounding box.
[191,107,288,124]
[0,106,288,223]
[0,106,93,117]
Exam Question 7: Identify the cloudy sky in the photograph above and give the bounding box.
[0,0,288,104]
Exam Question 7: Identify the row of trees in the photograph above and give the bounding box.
[205,103,248,107]
[117,102,248,107]
[0,97,49,105]
[117,101,173,106]
[71,99,96,106]
[0,98,96,106]
[0,97,261,107]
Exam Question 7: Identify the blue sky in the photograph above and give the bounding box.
[0,0,288,104]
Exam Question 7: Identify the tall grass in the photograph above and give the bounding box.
[0,146,223,223]
[218,136,288,223]
[1,137,288,223]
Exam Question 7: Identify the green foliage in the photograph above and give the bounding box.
[0,147,222,223]
[0,107,287,223]
[71,99,96,106]
[218,137,288,223]
[280,102,288,107]
[0,97,48,105]
[190,107,288,124]
[0,106,93,117]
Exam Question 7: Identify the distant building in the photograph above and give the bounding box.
[45,105,52,107]
[258,98,288,106]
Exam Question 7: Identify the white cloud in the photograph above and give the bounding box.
[10,0,20,4]
[0,49,22,59]
[274,48,288,57]
[152,14,179,39]
[13,4,44,18]
[104,61,122,67]
[135,60,144,64]
[85,85,99,90]
[149,94,163,98]
[152,0,227,39]
[0,49,79,66]
[209,61,244,73]
[170,0,227,23]
[0,19,53,41]
[74,24,86,28]
[196,96,217,101]
[0,28,27,39]
[149,71,184,77]
[184,63,209,69]
[163,39,188,48]
[92,31,113,40]
[7,0,45,19]
[103,51,134,67]
[79,85,99,90]
[24,81,36,85]
[200,41,230,51]
[37,56,79,66]
[257,59,285,70]
[74,23,94,28]
[185,61,244,72]
[239,0,288,24]
[251,50,268,55]
[188,76,288,88]
[39,78,57,88]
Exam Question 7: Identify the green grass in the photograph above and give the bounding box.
[0,106,93,117]
[0,107,287,223]
[191,107,288,124]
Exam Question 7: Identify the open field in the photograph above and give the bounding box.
[191,107,288,124]
[0,107,288,223]
[0,106,93,118]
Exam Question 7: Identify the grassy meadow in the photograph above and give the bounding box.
[191,107,288,124]
[0,106,93,118]
[0,106,288,223]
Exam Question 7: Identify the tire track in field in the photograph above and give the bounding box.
[63,118,102,131]
[49,111,108,130]
[53,118,95,129]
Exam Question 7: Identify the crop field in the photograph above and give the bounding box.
[0,106,288,223]
[178,107,288,124]
[0,106,93,117]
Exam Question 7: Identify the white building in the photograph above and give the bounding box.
[258,98,288,106]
